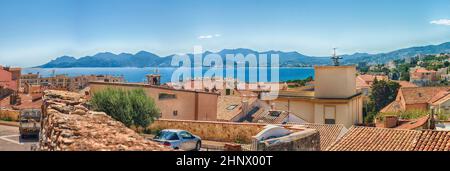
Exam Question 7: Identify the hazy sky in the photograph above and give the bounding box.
[1,0,450,67]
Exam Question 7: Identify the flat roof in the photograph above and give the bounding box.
[277,90,362,100]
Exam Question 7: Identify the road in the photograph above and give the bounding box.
[0,125,37,151]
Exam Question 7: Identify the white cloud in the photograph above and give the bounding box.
[198,34,221,39]
[430,19,450,26]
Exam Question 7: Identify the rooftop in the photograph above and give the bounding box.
[251,110,289,124]
[216,96,257,121]
[392,80,418,88]
[328,126,450,151]
[400,87,449,104]
[375,116,429,130]
[327,127,421,151]
[414,68,436,73]
[288,123,347,150]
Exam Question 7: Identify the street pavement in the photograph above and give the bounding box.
[0,125,37,151]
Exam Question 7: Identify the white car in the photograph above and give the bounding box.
[153,129,202,151]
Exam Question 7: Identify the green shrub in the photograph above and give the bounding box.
[377,109,428,121]
[0,117,13,122]
[91,87,160,128]
[437,114,449,121]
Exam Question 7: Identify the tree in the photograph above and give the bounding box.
[91,87,160,128]
[369,79,401,112]
[444,61,450,68]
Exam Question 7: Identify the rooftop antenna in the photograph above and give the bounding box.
[331,48,343,66]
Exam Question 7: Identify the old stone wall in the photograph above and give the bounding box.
[149,119,267,143]
[256,129,321,151]
[39,90,171,151]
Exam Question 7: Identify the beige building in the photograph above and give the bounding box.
[20,73,40,87]
[265,66,364,128]
[89,82,219,121]
[21,73,124,92]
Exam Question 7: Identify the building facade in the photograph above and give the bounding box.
[410,67,439,86]
[89,82,219,121]
[0,66,21,91]
[264,66,364,128]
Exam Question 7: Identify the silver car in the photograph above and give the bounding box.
[153,129,202,151]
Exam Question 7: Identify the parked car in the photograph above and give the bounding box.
[19,109,42,139]
[153,129,201,151]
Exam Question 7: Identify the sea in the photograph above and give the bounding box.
[22,67,315,83]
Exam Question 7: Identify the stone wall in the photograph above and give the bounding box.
[149,119,267,143]
[256,129,320,151]
[39,90,171,151]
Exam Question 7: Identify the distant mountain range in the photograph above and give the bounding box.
[36,42,450,68]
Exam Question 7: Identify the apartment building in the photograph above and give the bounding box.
[410,67,439,86]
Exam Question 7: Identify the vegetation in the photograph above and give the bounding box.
[0,117,13,122]
[91,87,160,128]
[370,79,401,112]
[286,76,313,87]
[363,79,401,123]
[377,109,428,121]
[437,113,449,121]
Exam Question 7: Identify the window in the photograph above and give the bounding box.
[155,131,179,140]
[159,93,176,100]
[226,89,231,95]
[173,110,178,116]
[179,131,195,139]
[226,104,238,110]
[269,111,282,117]
[324,106,336,125]
[325,119,336,124]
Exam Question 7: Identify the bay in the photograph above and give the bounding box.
[22,67,314,83]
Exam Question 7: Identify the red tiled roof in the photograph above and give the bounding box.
[395,116,429,130]
[358,74,388,83]
[252,110,289,124]
[414,130,450,151]
[328,127,450,151]
[400,87,449,105]
[380,100,404,113]
[415,68,436,73]
[375,116,429,130]
[356,77,370,88]
[300,123,347,150]
[392,81,418,88]
[327,127,421,151]
[428,90,450,104]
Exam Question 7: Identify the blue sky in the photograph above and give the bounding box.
[1,0,450,67]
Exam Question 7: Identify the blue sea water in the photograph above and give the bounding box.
[22,67,314,83]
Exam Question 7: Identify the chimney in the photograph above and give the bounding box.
[146,74,161,86]
[241,99,249,117]
[384,115,398,128]
[429,107,436,129]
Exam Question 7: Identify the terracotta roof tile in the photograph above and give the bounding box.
[327,127,421,151]
[380,100,404,113]
[328,127,450,151]
[400,87,449,104]
[252,110,289,124]
[393,81,418,88]
[300,123,347,150]
[414,130,450,151]
[216,96,257,121]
